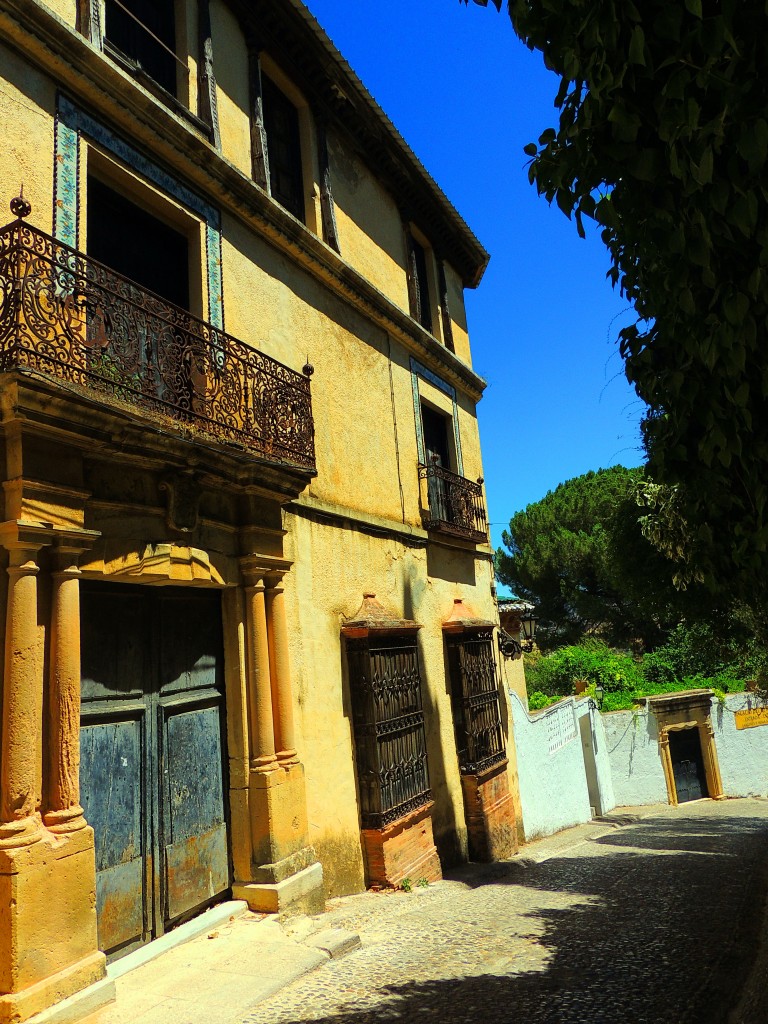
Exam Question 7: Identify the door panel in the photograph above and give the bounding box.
[80,583,229,959]
[163,704,226,842]
[670,728,707,803]
[161,702,228,923]
[165,822,229,921]
[80,717,146,953]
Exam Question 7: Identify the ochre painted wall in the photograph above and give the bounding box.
[0,0,509,909]
[0,44,57,234]
[210,0,252,177]
[328,129,411,313]
[283,513,504,894]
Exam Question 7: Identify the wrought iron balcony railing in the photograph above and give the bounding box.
[0,208,315,470]
[418,459,487,543]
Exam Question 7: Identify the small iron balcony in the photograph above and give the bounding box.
[0,211,315,470]
[418,459,488,543]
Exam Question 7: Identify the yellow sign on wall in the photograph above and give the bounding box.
[735,707,768,730]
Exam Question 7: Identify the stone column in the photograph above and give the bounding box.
[43,546,87,834]
[244,573,278,773]
[659,729,676,805]
[0,543,44,848]
[701,720,725,799]
[265,575,298,766]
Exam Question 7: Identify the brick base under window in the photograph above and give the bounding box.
[461,760,517,862]
[361,802,442,888]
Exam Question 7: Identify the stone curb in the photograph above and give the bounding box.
[304,929,362,960]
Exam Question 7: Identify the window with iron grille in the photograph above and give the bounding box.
[345,634,432,828]
[445,631,506,774]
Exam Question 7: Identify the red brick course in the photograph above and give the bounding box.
[461,761,517,862]
[361,802,443,888]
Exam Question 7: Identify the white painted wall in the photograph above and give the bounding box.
[603,693,768,806]
[714,694,768,798]
[509,692,614,841]
[576,698,616,816]
[602,706,668,806]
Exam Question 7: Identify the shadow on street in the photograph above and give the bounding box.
[252,812,768,1024]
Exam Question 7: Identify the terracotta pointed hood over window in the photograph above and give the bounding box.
[341,593,421,639]
[442,597,494,635]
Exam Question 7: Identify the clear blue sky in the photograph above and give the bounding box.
[302,0,646,579]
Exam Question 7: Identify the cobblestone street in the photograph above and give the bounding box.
[243,799,768,1024]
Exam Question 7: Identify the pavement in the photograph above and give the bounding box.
[79,798,768,1024]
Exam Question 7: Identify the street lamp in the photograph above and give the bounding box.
[520,611,538,652]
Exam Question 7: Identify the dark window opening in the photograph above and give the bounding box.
[104,0,178,96]
[446,632,505,774]
[262,76,305,222]
[407,235,433,333]
[87,176,190,311]
[421,403,451,470]
[345,634,431,828]
[421,403,451,524]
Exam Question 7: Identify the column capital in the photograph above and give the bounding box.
[240,553,292,588]
[50,531,99,575]
[0,520,52,560]
[264,571,288,591]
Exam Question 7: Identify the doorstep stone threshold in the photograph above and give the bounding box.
[108,899,250,980]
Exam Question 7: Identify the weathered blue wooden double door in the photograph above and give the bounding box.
[80,583,230,959]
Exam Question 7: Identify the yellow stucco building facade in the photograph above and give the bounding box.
[0,0,523,1018]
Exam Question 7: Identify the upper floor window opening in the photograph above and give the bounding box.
[421,401,453,472]
[87,174,192,311]
[262,74,305,223]
[103,0,187,101]
[406,231,434,334]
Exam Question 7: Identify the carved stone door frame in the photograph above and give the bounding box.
[648,690,724,806]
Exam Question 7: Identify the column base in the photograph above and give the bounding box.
[0,955,110,1024]
[0,827,104,1023]
[361,802,442,888]
[233,862,324,916]
[248,763,311,867]
[461,760,517,862]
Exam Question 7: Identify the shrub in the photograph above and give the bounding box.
[528,690,560,711]
[644,622,732,683]
[526,640,643,696]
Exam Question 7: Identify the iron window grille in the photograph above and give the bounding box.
[445,630,506,775]
[345,634,432,829]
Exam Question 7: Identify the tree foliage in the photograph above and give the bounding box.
[496,466,718,649]
[467,0,768,608]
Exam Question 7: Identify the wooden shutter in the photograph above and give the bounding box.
[248,47,270,191]
[438,260,455,353]
[317,121,340,252]
[197,0,221,149]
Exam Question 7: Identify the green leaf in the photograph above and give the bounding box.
[684,0,702,17]
[694,147,713,185]
[679,289,695,314]
[628,25,645,65]
[523,142,538,157]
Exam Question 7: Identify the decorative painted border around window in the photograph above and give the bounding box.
[53,94,224,330]
[409,356,464,476]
